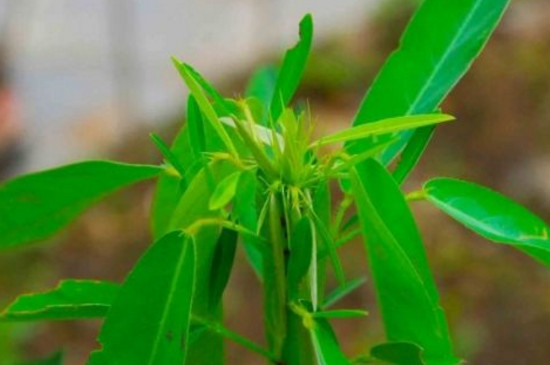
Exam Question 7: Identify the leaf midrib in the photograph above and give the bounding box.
[406,0,482,114]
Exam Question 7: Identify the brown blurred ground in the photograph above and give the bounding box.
[1,0,550,364]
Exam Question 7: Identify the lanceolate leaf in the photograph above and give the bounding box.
[349,0,511,163]
[424,178,550,267]
[88,232,195,365]
[310,318,350,365]
[0,161,162,249]
[270,14,314,122]
[314,114,453,147]
[350,159,457,365]
[1,280,118,322]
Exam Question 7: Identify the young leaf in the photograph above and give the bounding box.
[350,159,457,365]
[348,0,511,163]
[312,309,368,319]
[313,114,453,148]
[370,342,426,365]
[270,14,313,122]
[88,232,195,365]
[424,178,550,268]
[392,126,436,185]
[209,171,242,210]
[1,280,118,322]
[0,161,162,249]
[310,318,351,365]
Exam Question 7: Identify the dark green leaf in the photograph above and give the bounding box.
[0,161,161,249]
[270,14,313,121]
[208,228,238,309]
[424,178,550,268]
[287,216,313,299]
[88,232,195,365]
[392,126,436,185]
[370,342,426,365]
[233,170,264,277]
[349,0,511,163]
[1,280,118,322]
[350,159,457,365]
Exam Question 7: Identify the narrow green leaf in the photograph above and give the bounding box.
[233,170,264,277]
[0,161,161,249]
[208,228,238,309]
[193,316,276,362]
[149,133,186,177]
[270,14,313,121]
[288,216,313,299]
[392,126,436,185]
[350,159,457,365]
[322,277,367,309]
[370,342,426,365]
[209,171,242,210]
[88,232,195,365]
[315,114,453,148]
[310,318,350,365]
[1,280,118,322]
[312,309,368,319]
[171,58,237,156]
[424,178,550,267]
[349,0,511,163]
[262,193,288,359]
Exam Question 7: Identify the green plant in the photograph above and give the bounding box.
[2,0,547,364]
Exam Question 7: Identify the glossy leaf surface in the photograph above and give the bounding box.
[425,178,550,267]
[351,159,457,365]
[0,161,161,249]
[88,232,195,365]
[349,0,511,163]
[315,114,452,147]
[1,280,118,322]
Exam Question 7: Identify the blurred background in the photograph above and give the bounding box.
[0,0,549,363]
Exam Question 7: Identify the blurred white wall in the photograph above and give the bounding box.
[0,0,378,171]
